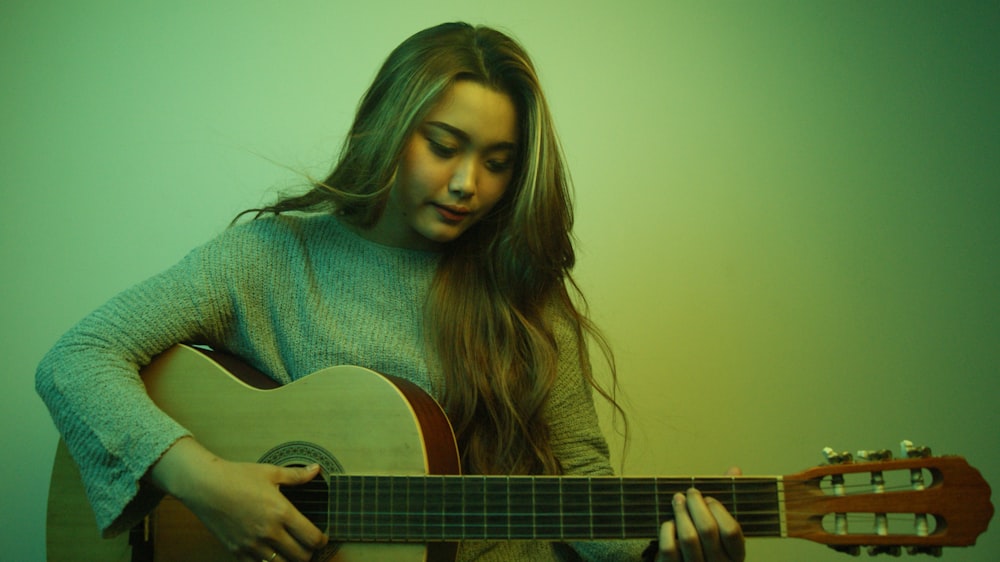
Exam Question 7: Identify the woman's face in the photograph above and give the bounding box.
[367,80,518,251]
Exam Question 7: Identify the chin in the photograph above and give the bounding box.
[422,225,466,244]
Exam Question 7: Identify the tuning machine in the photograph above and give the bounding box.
[822,447,860,556]
[900,441,940,556]
[822,441,945,557]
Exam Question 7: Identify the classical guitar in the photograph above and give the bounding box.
[47,345,994,561]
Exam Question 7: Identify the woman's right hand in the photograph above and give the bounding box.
[149,437,328,562]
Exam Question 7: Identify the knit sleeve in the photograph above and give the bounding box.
[34,223,257,537]
[547,320,649,561]
[547,320,613,477]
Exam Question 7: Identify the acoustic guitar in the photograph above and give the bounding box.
[47,344,994,561]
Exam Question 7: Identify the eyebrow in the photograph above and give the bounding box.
[425,121,517,152]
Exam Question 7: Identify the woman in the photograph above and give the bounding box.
[37,22,743,562]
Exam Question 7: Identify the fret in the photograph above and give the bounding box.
[729,478,782,537]
[692,478,737,509]
[330,475,342,539]
[397,475,418,541]
[559,477,592,538]
[421,476,445,539]
[588,477,593,538]
[336,475,342,538]
[533,477,562,538]
[361,475,378,539]
[344,475,360,539]
[483,476,509,539]
[531,477,537,538]
[461,476,487,538]
[621,479,658,536]
[559,478,565,538]
[371,475,393,540]
[654,476,682,518]
[507,477,534,539]
[442,476,463,538]
[390,475,400,540]
[589,478,625,538]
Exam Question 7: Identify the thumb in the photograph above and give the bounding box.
[725,466,743,476]
[275,463,322,486]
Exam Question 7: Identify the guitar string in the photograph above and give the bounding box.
[297,510,932,528]
[283,475,926,485]
[293,506,927,518]
[282,477,927,496]
[294,512,933,540]
[283,476,936,535]
[286,482,932,538]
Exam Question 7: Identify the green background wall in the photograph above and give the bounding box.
[2,2,997,560]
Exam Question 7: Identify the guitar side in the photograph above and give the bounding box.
[47,344,461,562]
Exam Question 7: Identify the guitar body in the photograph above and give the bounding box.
[47,344,461,562]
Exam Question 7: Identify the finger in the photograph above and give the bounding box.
[672,491,704,562]
[271,528,316,562]
[238,546,281,562]
[706,497,746,562]
[725,466,742,476]
[684,488,724,561]
[273,463,322,486]
[657,520,680,562]
[285,506,328,552]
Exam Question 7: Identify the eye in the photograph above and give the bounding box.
[427,138,457,158]
[485,158,514,174]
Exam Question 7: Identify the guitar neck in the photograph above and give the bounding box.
[290,475,784,541]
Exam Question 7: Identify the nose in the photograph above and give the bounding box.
[449,157,476,197]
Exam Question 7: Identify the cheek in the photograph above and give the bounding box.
[398,148,448,198]
[481,178,512,210]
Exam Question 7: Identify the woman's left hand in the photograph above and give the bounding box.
[655,467,746,562]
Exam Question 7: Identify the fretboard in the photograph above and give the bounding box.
[285,475,783,542]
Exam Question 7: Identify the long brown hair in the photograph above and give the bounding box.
[246,22,624,475]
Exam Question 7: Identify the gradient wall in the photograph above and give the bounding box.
[2,2,997,560]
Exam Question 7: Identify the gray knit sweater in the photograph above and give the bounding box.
[36,213,645,561]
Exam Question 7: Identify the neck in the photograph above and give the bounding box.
[285,474,784,541]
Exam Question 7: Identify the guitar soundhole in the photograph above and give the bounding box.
[282,474,332,530]
[259,441,345,560]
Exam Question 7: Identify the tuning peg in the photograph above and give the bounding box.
[906,545,942,557]
[866,544,901,556]
[900,440,932,458]
[827,544,861,556]
[822,447,853,542]
[856,449,893,461]
[823,447,853,464]
[899,440,934,542]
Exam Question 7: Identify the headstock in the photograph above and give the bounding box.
[782,440,993,556]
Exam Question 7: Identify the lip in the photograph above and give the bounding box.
[432,203,472,223]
